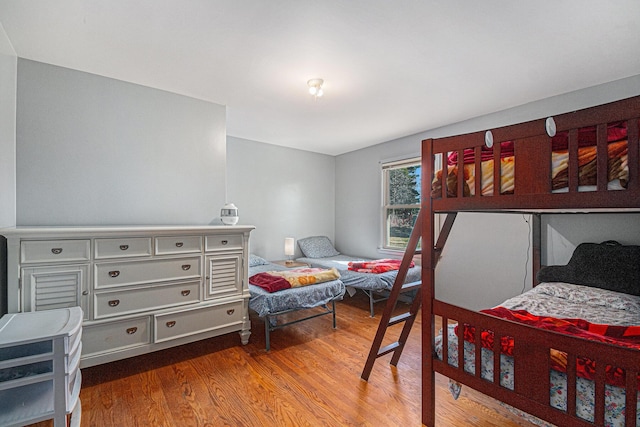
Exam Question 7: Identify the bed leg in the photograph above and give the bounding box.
[331,300,337,328]
[423,370,435,427]
[265,315,271,352]
[369,291,375,317]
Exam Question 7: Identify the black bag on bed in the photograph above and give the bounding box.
[537,240,640,296]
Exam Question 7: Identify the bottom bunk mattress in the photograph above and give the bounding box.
[248,260,345,318]
[296,254,421,292]
[435,282,640,427]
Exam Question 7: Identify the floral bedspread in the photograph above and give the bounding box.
[435,282,640,427]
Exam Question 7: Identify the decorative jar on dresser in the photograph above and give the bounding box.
[0,225,254,368]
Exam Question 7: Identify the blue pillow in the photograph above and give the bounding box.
[249,254,270,267]
[297,236,340,258]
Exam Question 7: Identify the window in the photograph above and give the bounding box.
[381,157,421,250]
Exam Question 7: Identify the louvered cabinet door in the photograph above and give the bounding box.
[21,265,90,319]
[204,252,242,300]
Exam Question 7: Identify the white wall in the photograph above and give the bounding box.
[335,136,420,259]
[543,214,640,265]
[0,23,16,315]
[336,74,640,310]
[0,23,16,228]
[16,60,227,225]
[227,136,335,261]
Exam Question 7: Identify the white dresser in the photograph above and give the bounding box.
[0,306,83,427]
[0,226,254,367]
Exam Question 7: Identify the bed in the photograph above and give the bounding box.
[294,236,422,317]
[420,95,640,427]
[248,254,346,351]
[437,277,640,427]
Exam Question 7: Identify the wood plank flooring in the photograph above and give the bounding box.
[31,292,540,426]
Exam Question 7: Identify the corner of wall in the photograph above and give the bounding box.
[0,20,17,228]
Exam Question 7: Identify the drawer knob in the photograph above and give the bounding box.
[181,264,191,271]
[108,299,120,307]
[51,248,63,255]
[109,270,120,278]
[119,244,129,251]
[126,327,138,335]
[175,242,184,248]
[181,290,191,296]
[221,240,228,245]
[227,309,235,315]
[166,321,176,328]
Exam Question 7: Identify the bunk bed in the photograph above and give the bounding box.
[296,236,422,317]
[422,95,640,427]
[248,255,345,351]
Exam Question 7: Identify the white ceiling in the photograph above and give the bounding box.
[1,1,639,156]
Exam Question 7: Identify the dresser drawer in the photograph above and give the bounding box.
[154,300,244,343]
[205,234,243,252]
[95,257,201,289]
[82,317,151,356]
[94,280,200,319]
[21,240,90,264]
[95,237,152,259]
[155,236,202,255]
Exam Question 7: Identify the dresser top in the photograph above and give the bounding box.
[0,225,255,239]
[0,307,83,344]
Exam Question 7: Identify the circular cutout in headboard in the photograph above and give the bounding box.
[484,130,494,148]
[545,117,557,137]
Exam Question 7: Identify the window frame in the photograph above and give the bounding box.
[380,156,421,252]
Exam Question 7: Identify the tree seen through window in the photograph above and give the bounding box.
[383,160,421,249]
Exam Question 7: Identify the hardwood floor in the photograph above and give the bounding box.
[33,292,539,426]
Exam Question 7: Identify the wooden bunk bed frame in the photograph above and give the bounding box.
[421,95,640,427]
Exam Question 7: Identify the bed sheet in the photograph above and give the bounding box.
[248,263,345,318]
[435,282,640,427]
[296,254,421,292]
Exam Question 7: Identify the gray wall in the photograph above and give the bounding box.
[227,136,335,261]
[543,214,640,265]
[0,24,16,228]
[336,74,640,310]
[0,23,16,315]
[16,60,226,225]
[335,136,420,259]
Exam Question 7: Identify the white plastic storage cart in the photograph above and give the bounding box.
[0,306,83,427]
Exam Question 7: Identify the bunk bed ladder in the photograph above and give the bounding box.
[361,209,424,381]
[361,211,457,381]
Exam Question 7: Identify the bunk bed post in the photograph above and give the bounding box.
[421,139,458,426]
[422,138,436,427]
[532,213,541,287]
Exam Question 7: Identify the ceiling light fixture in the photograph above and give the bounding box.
[307,78,324,98]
